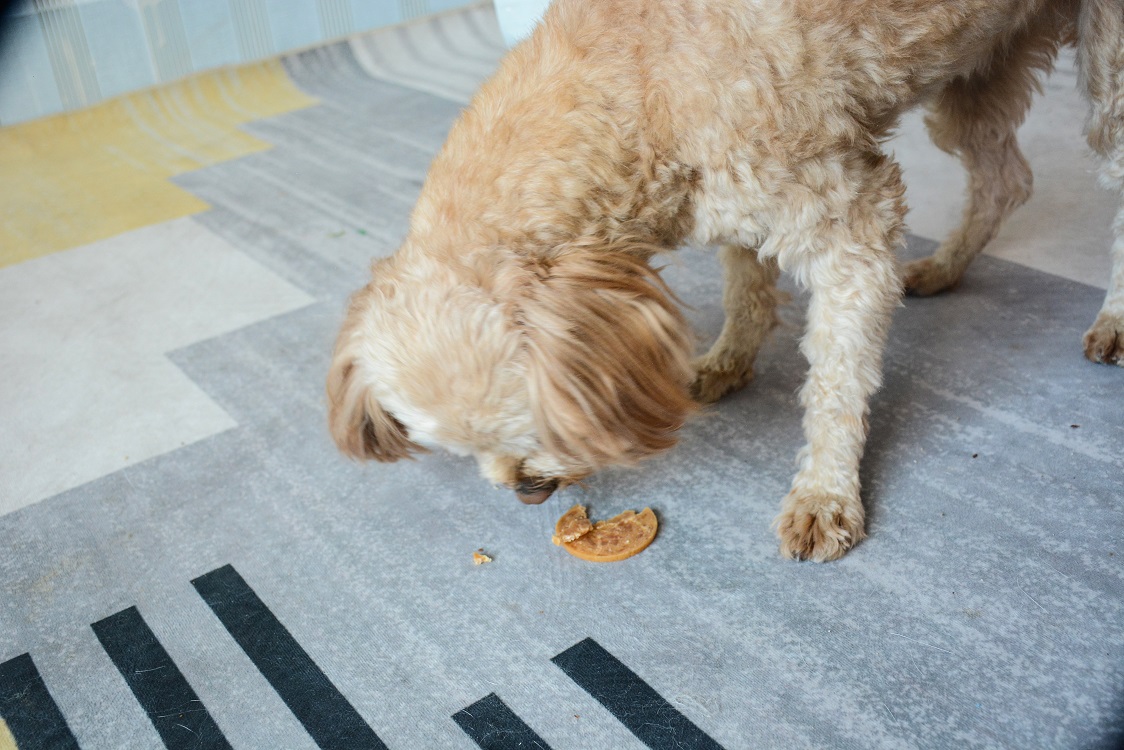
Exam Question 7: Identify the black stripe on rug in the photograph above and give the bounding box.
[91,606,232,749]
[0,652,80,750]
[453,692,552,749]
[552,637,724,750]
[192,564,387,750]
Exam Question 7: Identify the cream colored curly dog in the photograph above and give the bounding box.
[329,0,1123,561]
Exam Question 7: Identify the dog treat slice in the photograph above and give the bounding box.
[552,504,594,545]
[559,507,658,563]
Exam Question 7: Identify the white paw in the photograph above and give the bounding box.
[1084,313,1124,366]
[773,489,865,562]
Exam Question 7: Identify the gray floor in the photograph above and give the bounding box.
[2,9,1123,750]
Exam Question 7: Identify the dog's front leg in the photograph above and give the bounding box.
[772,160,905,561]
[691,245,782,403]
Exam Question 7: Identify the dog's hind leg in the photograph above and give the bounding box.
[690,245,782,403]
[1079,0,1124,365]
[902,18,1063,296]
[773,153,905,562]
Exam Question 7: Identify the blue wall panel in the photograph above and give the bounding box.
[429,0,472,12]
[0,0,479,125]
[179,0,242,72]
[265,0,322,53]
[349,1,401,31]
[79,0,156,99]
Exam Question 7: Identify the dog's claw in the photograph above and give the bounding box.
[1083,314,1124,366]
[774,490,865,562]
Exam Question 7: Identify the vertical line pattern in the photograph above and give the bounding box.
[229,0,273,62]
[317,0,354,40]
[400,0,428,21]
[141,0,193,83]
[36,0,101,109]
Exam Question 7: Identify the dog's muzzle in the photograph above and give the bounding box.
[515,477,559,505]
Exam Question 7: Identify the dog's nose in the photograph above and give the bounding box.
[515,477,559,505]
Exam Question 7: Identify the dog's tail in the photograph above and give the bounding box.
[1077,0,1124,186]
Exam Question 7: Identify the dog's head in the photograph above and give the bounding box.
[326,239,696,504]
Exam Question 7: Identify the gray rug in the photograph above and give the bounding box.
[2,35,1122,750]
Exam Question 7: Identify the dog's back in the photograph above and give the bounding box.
[532,0,1076,129]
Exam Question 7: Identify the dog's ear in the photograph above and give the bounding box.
[326,286,424,462]
[518,244,697,469]
[326,357,419,462]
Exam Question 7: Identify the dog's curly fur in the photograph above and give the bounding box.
[329,0,1123,561]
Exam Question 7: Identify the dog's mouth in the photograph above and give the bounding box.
[514,476,559,505]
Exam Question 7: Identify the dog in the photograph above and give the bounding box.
[327,0,1123,561]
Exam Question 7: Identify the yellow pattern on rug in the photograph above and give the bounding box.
[0,718,16,750]
[0,60,317,267]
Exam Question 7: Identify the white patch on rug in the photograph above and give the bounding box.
[0,217,314,513]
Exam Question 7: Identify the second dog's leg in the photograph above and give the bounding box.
[1083,221,1124,365]
[691,245,782,403]
[774,157,904,562]
[1080,0,1124,366]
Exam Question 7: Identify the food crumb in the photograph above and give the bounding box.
[472,549,492,565]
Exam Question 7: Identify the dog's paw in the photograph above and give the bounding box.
[773,490,865,562]
[689,356,753,404]
[902,257,958,297]
[1083,313,1124,366]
